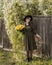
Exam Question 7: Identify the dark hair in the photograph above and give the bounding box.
[24,15,32,21]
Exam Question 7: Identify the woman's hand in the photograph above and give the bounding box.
[34,34,42,42]
[36,34,41,40]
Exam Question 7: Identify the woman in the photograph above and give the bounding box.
[23,15,38,62]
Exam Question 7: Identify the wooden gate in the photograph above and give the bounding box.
[33,16,52,58]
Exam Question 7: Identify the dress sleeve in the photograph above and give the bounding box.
[20,23,26,34]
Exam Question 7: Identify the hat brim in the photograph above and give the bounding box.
[24,15,32,21]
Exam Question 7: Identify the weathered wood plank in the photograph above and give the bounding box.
[0,18,12,49]
[33,16,52,57]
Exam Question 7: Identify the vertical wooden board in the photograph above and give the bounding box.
[40,17,46,54]
[0,18,12,49]
[2,21,12,49]
[45,17,50,56]
[3,36,12,49]
[33,16,52,57]
[0,18,3,46]
[0,21,2,45]
[33,17,40,34]
[50,17,52,57]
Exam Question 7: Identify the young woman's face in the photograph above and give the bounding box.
[25,17,31,22]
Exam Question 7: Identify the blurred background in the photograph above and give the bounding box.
[0,0,52,65]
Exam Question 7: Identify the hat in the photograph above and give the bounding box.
[24,15,32,21]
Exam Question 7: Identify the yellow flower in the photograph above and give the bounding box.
[15,24,25,30]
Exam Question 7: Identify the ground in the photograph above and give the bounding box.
[0,48,52,65]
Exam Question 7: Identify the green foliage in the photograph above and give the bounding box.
[0,49,14,65]
[46,7,52,15]
[46,0,52,15]
[0,0,4,17]
[42,0,52,15]
[42,0,49,10]
[0,48,52,65]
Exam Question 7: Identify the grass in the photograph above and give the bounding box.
[0,48,52,65]
[0,48,14,65]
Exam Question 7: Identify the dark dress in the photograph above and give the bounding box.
[23,21,37,51]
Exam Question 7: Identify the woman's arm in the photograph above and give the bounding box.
[20,23,26,34]
[35,34,42,40]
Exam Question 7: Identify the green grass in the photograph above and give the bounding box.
[0,48,52,65]
[14,57,52,65]
[0,48,14,65]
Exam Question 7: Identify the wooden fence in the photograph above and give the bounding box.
[33,16,52,58]
[0,17,12,50]
[0,16,52,58]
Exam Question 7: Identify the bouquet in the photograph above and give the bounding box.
[15,24,25,31]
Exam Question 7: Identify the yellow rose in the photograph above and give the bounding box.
[15,25,25,30]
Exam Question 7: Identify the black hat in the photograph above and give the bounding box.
[24,15,32,21]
